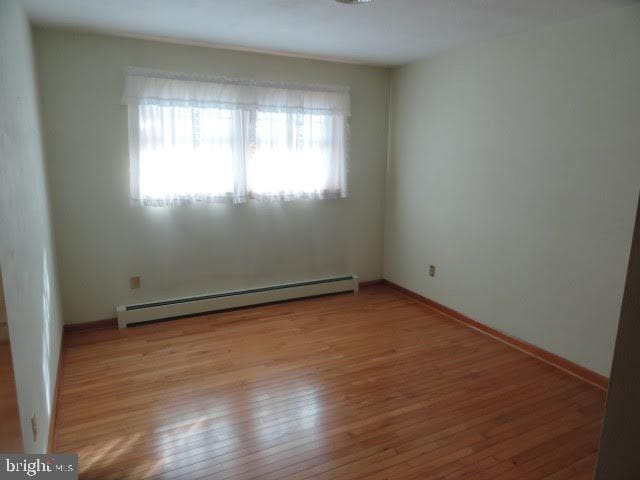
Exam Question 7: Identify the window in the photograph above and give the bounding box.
[124,68,350,206]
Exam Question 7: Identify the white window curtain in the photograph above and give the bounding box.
[123,67,350,206]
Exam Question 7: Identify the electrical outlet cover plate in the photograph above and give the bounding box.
[130,276,141,290]
[30,415,37,442]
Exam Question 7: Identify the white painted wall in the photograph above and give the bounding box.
[34,29,390,324]
[385,5,640,376]
[0,0,64,453]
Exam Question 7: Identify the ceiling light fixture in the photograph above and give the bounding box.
[335,0,373,4]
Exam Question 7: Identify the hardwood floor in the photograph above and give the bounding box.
[55,285,606,479]
[0,332,23,452]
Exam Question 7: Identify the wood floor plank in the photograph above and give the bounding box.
[54,285,605,479]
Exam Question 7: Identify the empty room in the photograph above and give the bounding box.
[1,0,639,478]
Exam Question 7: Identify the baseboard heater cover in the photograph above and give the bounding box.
[116,274,359,328]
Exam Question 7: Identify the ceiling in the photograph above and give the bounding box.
[22,0,635,66]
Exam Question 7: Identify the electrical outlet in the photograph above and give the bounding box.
[429,265,436,277]
[130,275,141,290]
[31,414,37,442]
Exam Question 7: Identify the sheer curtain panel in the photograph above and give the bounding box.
[123,68,350,206]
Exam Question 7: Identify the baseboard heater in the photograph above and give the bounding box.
[116,274,359,328]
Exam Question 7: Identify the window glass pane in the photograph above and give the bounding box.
[131,103,346,204]
[137,105,236,200]
[248,111,336,196]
